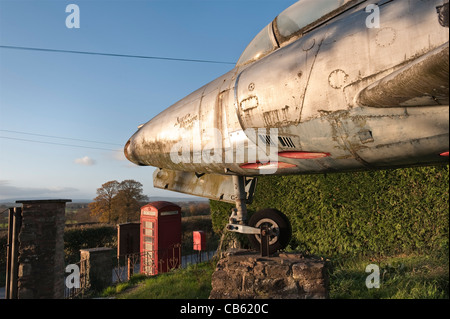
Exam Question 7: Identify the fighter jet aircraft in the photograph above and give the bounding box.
[125,0,449,254]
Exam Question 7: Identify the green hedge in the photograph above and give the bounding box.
[210,165,449,258]
[64,225,117,264]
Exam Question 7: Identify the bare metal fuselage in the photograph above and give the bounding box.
[125,0,449,191]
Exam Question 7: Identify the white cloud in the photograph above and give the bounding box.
[74,156,96,166]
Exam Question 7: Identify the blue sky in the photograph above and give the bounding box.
[0,0,296,201]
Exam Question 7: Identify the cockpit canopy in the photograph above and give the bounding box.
[236,0,354,66]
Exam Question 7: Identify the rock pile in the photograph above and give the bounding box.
[209,250,328,299]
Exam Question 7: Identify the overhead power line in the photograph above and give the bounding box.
[0,45,236,65]
[0,129,122,146]
[0,136,122,152]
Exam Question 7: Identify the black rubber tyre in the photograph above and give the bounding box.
[247,208,292,254]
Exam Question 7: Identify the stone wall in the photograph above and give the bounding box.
[80,247,113,292]
[209,250,328,299]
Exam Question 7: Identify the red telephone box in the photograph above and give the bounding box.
[140,201,182,275]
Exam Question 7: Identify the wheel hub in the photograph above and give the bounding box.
[254,218,280,245]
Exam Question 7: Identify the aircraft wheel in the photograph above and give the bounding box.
[247,208,292,254]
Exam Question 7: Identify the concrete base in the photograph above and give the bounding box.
[209,249,329,299]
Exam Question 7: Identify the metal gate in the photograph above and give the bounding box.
[4,207,22,299]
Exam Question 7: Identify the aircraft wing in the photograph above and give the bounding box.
[153,168,257,204]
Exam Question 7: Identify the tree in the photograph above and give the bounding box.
[89,179,149,224]
[89,180,119,223]
[112,180,148,223]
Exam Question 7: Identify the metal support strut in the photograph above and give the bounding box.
[260,224,270,257]
[232,175,247,224]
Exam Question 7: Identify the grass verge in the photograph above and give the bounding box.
[328,254,449,299]
[101,261,215,299]
[99,254,448,299]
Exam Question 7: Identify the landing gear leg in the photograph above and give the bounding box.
[226,175,292,255]
[231,175,247,225]
[226,175,259,235]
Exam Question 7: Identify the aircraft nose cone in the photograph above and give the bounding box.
[124,138,134,163]
[124,136,148,166]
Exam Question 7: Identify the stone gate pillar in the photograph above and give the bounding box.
[15,199,71,299]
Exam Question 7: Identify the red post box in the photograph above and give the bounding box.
[193,231,206,251]
[140,201,182,275]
